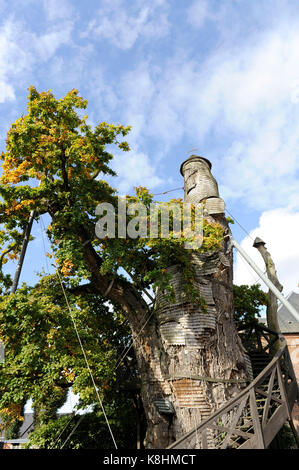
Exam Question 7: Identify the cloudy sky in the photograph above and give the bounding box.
[0,0,298,295]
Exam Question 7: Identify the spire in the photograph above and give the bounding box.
[180,154,225,215]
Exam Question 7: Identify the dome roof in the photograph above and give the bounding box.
[180,155,212,176]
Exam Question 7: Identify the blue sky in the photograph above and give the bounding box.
[1,0,299,294]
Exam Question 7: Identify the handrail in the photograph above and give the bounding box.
[167,325,298,449]
[238,321,279,338]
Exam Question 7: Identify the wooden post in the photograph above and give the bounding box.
[249,388,265,449]
[288,418,299,448]
[253,237,282,338]
[11,209,35,293]
[4,208,36,440]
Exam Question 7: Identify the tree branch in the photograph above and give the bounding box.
[80,237,150,330]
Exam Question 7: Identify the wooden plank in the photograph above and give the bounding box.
[205,197,225,215]
[263,403,288,448]
[249,388,265,448]
[168,336,287,449]
[255,362,276,387]
[167,324,295,450]
[221,397,249,449]
[287,380,298,409]
[171,379,212,409]
[209,423,253,441]
[238,435,258,449]
[276,362,291,420]
[255,387,283,404]
[262,367,276,428]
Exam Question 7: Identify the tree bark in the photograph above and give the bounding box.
[130,214,251,448]
[253,238,282,352]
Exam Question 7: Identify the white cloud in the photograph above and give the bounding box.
[0,79,15,103]
[0,19,32,103]
[117,62,157,145]
[0,16,74,102]
[186,0,298,41]
[104,17,299,210]
[86,62,165,194]
[35,22,73,60]
[110,150,163,194]
[83,0,169,49]
[42,0,73,21]
[234,207,299,295]
[187,0,211,29]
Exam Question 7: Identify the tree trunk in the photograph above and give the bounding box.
[253,238,282,353]
[127,156,252,448]
[131,220,251,448]
[253,238,282,335]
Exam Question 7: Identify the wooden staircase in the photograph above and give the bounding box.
[248,351,271,378]
[167,323,299,449]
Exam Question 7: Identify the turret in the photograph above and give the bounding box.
[180,155,225,215]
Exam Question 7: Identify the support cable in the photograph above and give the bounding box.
[39,215,117,449]
[56,269,118,449]
[225,207,265,285]
[152,186,184,196]
[51,405,93,450]
[60,413,86,449]
[114,308,156,372]
[49,412,76,449]
[39,216,129,398]
[225,207,255,242]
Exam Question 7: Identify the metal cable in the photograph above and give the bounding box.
[56,269,118,449]
[114,308,156,372]
[225,207,255,241]
[152,186,184,196]
[60,414,86,449]
[49,412,76,449]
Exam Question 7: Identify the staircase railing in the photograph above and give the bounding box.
[167,324,298,449]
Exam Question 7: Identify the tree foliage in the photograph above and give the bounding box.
[0,275,132,435]
[25,404,139,449]
[233,283,268,328]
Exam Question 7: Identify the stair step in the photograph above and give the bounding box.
[248,351,272,379]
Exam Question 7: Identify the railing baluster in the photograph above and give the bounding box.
[220,396,248,449]
[262,367,276,428]
[276,362,292,420]
[250,388,265,448]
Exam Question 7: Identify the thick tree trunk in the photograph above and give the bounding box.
[126,156,252,448]
[132,217,251,448]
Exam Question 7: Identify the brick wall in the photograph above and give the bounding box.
[284,333,299,432]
